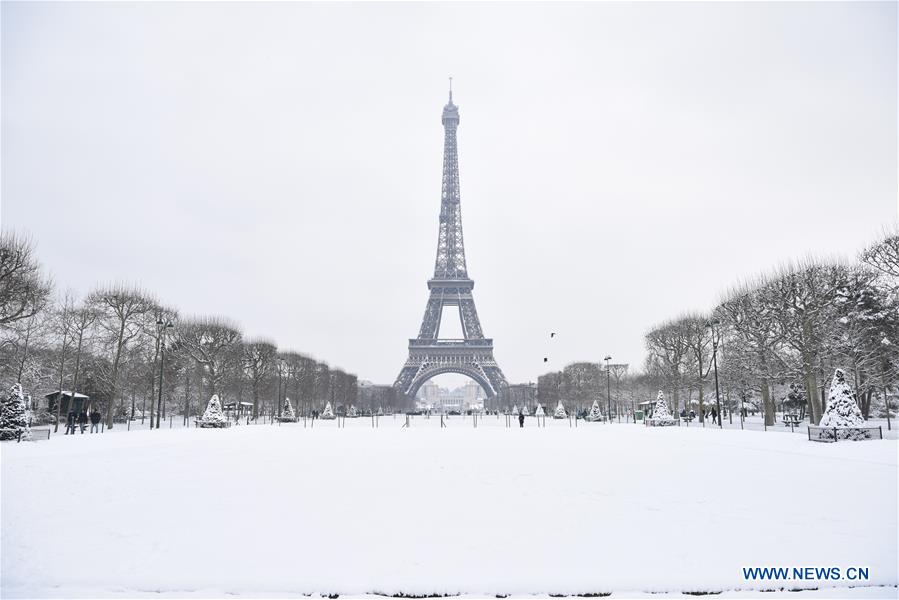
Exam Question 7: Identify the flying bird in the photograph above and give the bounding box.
[543,357,548,363]
[550,332,556,338]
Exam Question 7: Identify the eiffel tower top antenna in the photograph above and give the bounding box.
[448,76,452,102]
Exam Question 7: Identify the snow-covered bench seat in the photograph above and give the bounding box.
[645,418,678,427]
[192,420,232,428]
[807,425,882,442]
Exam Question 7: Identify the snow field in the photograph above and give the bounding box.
[2,419,896,598]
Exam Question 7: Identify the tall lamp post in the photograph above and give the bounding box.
[277,358,286,419]
[156,318,174,429]
[705,319,723,429]
[604,355,612,423]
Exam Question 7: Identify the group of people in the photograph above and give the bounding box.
[64,408,102,434]
[679,407,721,425]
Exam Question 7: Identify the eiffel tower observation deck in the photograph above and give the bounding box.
[395,83,508,400]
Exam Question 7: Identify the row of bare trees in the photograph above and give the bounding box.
[535,362,630,415]
[644,230,898,426]
[0,233,361,429]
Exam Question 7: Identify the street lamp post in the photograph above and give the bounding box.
[706,319,723,429]
[156,319,174,430]
[604,355,612,423]
[277,359,285,419]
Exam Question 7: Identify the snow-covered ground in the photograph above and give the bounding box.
[2,417,896,598]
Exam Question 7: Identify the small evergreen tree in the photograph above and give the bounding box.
[198,394,228,428]
[553,400,567,419]
[377,406,384,416]
[512,404,518,415]
[535,403,545,417]
[585,399,604,422]
[0,383,29,441]
[347,405,358,418]
[281,396,296,422]
[652,391,675,422]
[520,404,530,416]
[820,368,865,427]
[321,401,335,419]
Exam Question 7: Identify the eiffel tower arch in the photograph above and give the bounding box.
[395,85,508,402]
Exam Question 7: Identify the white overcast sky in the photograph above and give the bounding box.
[2,2,897,387]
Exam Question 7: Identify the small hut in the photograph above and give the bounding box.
[45,391,90,417]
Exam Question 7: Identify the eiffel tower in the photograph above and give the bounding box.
[395,84,508,401]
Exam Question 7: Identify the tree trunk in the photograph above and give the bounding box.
[859,390,872,419]
[106,320,127,429]
[252,378,259,419]
[804,369,821,425]
[760,377,775,426]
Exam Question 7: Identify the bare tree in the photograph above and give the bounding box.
[0,232,53,326]
[765,261,846,424]
[679,314,715,423]
[645,319,690,415]
[560,362,604,410]
[243,339,277,419]
[860,228,899,280]
[88,284,156,428]
[718,282,782,426]
[176,317,242,401]
[608,363,629,419]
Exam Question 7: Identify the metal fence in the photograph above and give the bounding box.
[807,425,883,442]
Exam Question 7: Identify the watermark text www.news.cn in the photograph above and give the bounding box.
[742,567,870,582]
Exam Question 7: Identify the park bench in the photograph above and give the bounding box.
[0,428,51,442]
[783,414,801,427]
[192,420,232,428]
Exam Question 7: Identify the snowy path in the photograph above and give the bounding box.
[2,420,896,598]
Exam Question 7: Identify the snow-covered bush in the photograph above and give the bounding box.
[511,404,518,415]
[819,369,865,427]
[320,402,335,420]
[280,397,296,422]
[585,399,604,422]
[520,404,530,416]
[647,391,677,426]
[535,403,545,417]
[198,395,228,428]
[377,406,384,416]
[1,383,30,441]
[553,400,567,419]
[347,405,358,418]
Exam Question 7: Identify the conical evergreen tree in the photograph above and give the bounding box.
[512,404,519,415]
[321,401,335,419]
[585,399,604,422]
[281,396,296,422]
[347,405,358,418]
[377,406,384,416]
[535,403,545,417]
[553,400,567,419]
[520,404,530,416]
[820,368,865,427]
[652,391,675,422]
[0,383,29,441]
[198,394,228,428]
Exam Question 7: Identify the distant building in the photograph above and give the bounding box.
[416,380,485,412]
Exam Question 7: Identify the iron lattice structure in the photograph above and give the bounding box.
[395,88,508,400]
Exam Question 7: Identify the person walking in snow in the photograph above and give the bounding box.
[710,407,718,425]
[89,409,101,433]
[77,409,88,434]
[518,412,525,428]
[65,409,76,435]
